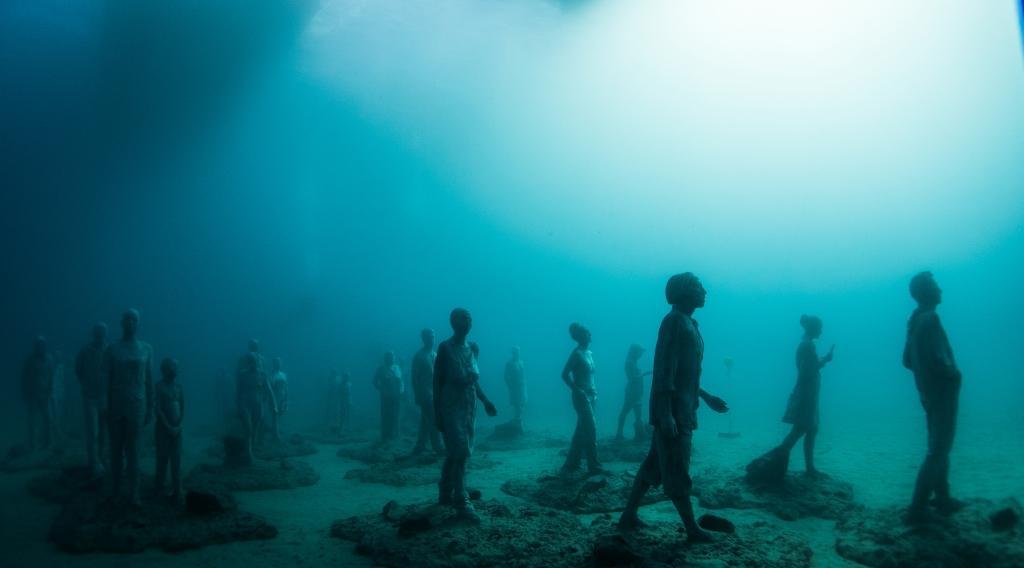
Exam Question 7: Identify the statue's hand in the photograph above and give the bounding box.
[704,394,729,414]
[484,400,497,417]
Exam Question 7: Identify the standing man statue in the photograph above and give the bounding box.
[504,346,527,427]
[618,273,729,542]
[22,336,55,452]
[373,351,404,444]
[433,308,497,522]
[411,329,443,455]
[269,357,288,443]
[105,309,154,506]
[903,271,964,523]
[76,323,109,476]
[237,346,276,464]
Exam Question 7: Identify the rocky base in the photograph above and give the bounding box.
[205,434,318,462]
[185,459,319,492]
[501,470,668,514]
[695,468,859,521]
[835,498,1024,568]
[27,466,113,504]
[596,437,651,463]
[477,430,568,452]
[587,515,813,567]
[303,427,375,446]
[49,485,277,553]
[345,454,499,487]
[331,498,591,568]
[336,441,418,464]
[2,444,85,473]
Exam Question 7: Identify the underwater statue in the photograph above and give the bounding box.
[412,329,443,455]
[618,273,730,542]
[433,308,498,522]
[76,322,109,476]
[373,351,404,444]
[339,371,352,433]
[903,271,963,523]
[22,335,55,452]
[746,315,835,484]
[154,357,184,500]
[106,309,154,506]
[236,343,276,464]
[560,323,603,476]
[504,346,527,425]
[269,357,288,443]
[50,350,66,443]
[616,344,651,442]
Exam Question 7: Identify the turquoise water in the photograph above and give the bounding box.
[1,1,1022,566]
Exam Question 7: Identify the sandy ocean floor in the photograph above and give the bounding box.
[1,409,1021,568]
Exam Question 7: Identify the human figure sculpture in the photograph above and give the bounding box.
[560,323,603,476]
[105,309,154,506]
[22,336,55,452]
[433,308,497,522]
[504,346,527,425]
[412,329,443,455]
[338,371,352,432]
[76,323,109,476]
[236,342,276,464]
[50,350,66,443]
[154,358,184,500]
[616,344,651,442]
[618,273,730,542]
[779,315,834,474]
[373,352,403,444]
[269,357,288,443]
[326,367,340,430]
[904,271,964,524]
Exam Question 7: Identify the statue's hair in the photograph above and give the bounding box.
[799,314,822,333]
[569,322,589,343]
[909,271,935,303]
[665,272,700,305]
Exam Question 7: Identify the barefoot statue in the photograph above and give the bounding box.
[618,273,729,542]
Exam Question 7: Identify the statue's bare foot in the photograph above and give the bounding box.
[935,497,966,516]
[616,514,649,532]
[686,527,713,544]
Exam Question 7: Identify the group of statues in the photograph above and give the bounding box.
[22,310,186,505]
[20,269,963,532]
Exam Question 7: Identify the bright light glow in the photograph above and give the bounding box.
[306,0,1024,287]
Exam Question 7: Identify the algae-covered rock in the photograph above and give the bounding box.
[695,468,859,521]
[477,430,568,453]
[345,453,498,487]
[331,499,590,568]
[835,498,1024,568]
[205,433,318,463]
[501,470,669,514]
[185,458,319,492]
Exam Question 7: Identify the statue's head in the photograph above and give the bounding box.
[511,346,521,360]
[799,314,823,339]
[121,309,140,336]
[271,357,282,372]
[92,322,107,343]
[421,328,435,348]
[628,344,645,361]
[33,335,47,355]
[248,339,261,353]
[665,273,706,309]
[569,323,591,347]
[450,308,472,336]
[161,358,179,379]
[383,351,396,366]
[910,271,941,307]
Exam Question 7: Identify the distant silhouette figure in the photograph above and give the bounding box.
[373,351,403,444]
[504,346,527,425]
[560,323,603,476]
[616,344,651,442]
[433,308,497,522]
[22,336,55,452]
[269,357,288,443]
[618,273,729,542]
[779,315,834,474]
[236,341,276,464]
[76,323,109,476]
[154,358,184,500]
[338,372,352,433]
[411,329,443,455]
[904,271,963,523]
[106,309,154,506]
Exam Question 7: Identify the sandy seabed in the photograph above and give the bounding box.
[0,410,1021,567]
